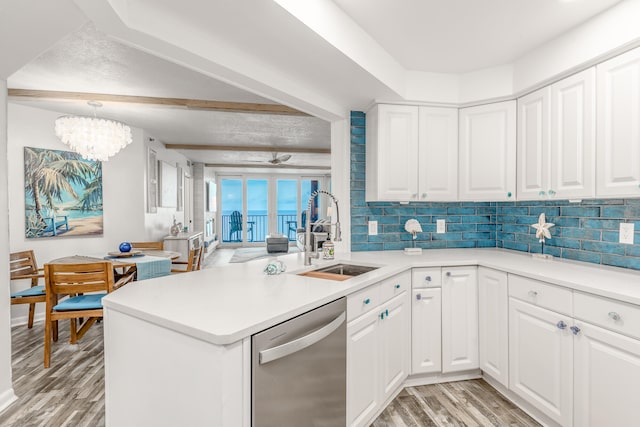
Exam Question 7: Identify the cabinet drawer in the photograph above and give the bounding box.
[412,267,442,288]
[380,271,411,302]
[575,292,640,340]
[347,283,381,322]
[509,274,573,315]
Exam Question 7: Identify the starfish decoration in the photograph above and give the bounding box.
[531,213,555,243]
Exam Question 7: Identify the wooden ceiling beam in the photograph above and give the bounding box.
[7,89,309,116]
[165,144,330,154]
[205,163,330,170]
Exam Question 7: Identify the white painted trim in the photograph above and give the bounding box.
[0,389,18,416]
[10,314,45,328]
[330,118,350,253]
[404,369,481,387]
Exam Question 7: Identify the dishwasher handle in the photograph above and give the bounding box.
[259,312,346,365]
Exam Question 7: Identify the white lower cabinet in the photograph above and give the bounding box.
[478,267,508,387]
[411,288,442,374]
[347,308,380,427]
[573,321,640,427]
[509,298,573,426]
[442,267,478,373]
[347,272,410,427]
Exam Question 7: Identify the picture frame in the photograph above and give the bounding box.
[158,160,177,208]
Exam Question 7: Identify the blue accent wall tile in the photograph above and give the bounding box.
[349,110,640,270]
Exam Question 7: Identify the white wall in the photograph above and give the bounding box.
[0,82,17,413]
[7,103,189,325]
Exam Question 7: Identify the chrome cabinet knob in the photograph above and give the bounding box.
[538,190,546,196]
[548,189,556,196]
[416,293,422,300]
[570,325,581,335]
[507,192,513,198]
[446,272,451,277]
[395,284,401,289]
[363,298,370,305]
[557,320,567,330]
[425,276,431,282]
[608,311,621,321]
[528,290,538,298]
[421,193,427,199]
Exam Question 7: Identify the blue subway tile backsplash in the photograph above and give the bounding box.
[350,111,640,271]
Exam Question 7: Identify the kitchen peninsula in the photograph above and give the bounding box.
[102,248,640,427]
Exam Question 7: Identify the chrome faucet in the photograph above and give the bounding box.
[304,190,341,265]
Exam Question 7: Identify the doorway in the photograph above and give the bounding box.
[219,174,329,246]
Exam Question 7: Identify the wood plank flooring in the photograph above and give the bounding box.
[1,260,541,427]
[371,381,540,427]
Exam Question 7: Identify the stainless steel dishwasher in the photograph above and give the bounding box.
[252,297,346,427]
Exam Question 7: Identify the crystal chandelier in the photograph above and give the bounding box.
[54,101,133,162]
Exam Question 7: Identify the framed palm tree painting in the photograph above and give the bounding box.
[24,147,104,238]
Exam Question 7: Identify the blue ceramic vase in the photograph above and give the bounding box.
[119,242,132,253]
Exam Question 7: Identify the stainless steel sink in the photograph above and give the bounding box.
[313,263,379,276]
[297,263,379,281]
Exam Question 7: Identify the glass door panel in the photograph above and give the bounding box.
[301,179,322,228]
[221,178,243,243]
[247,179,268,243]
[276,179,298,241]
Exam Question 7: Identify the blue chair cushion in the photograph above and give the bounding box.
[53,293,106,311]
[11,285,45,298]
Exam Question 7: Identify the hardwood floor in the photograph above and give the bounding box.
[2,270,540,427]
[371,380,540,427]
[0,321,105,427]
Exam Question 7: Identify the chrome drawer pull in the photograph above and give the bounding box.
[608,311,621,321]
[557,320,567,330]
[570,325,581,336]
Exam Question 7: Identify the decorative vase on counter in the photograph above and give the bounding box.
[170,219,182,236]
[119,242,132,253]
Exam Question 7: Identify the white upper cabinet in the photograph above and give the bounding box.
[517,68,596,200]
[366,104,457,201]
[418,107,458,201]
[459,101,516,201]
[366,104,419,201]
[517,86,550,200]
[597,46,640,197]
[550,68,596,199]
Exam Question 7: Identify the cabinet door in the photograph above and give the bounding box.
[459,101,516,201]
[517,87,550,200]
[509,298,573,426]
[418,107,458,201]
[597,46,640,197]
[347,309,380,427]
[478,268,508,387]
[550,67,596,199]
[442,267,478,372]
[574,321,640,427]
[411,288,442,374]
[366,104,419,201]
[379,292,410,402]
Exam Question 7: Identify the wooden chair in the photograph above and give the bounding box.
[130,241,164,250]
[43,261,135,368]
[171,246,203,273]
[10,250,46,329]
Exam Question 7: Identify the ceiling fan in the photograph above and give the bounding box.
[249,152,292,165]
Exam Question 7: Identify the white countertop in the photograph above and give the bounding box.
[102,248,640,346]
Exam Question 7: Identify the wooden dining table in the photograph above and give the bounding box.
[49,250,181,281]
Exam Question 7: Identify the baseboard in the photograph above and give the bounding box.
[482,373,560,427]
[405,369,482,387]
[10,314,44,328]
[0,388,18,415]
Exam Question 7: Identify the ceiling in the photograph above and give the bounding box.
[332,0,624,73]
[8,23,332,169]
[6,0,626,170]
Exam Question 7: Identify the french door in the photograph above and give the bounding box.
[219,175,328,246]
